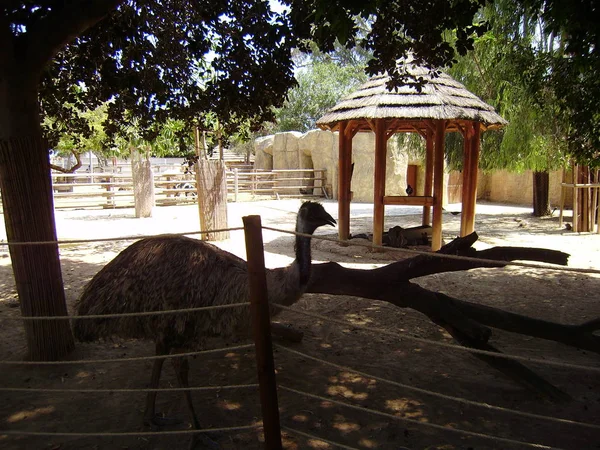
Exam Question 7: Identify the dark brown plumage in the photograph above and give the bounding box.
[73,201,335,446]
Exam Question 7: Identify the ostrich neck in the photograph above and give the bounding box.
[294,222,313,286]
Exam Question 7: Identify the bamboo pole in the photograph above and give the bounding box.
[432,120,447,251]
[373,119,389,247]
[243,215,283,450]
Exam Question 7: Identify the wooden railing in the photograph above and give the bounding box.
[48,168,329,209]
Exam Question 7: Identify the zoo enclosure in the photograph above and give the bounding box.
[50,167,329,209]
[1,221,599,449]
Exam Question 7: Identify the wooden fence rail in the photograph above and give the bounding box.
[44,168,329,210]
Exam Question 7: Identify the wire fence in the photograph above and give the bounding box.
[1,218,598,449]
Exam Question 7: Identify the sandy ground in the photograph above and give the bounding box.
[0,199,599,450]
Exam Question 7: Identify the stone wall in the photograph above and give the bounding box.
[255,129,569,208]
[256,129,409,201]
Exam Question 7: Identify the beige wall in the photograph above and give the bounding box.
[475,169,569,207]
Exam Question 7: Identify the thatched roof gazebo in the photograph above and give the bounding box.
[317,62,507,250]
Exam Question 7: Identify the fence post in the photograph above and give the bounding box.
[243,215,283,450]
[234,168,239,202]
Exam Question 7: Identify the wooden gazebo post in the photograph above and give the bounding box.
[373,119,389,247]
[338,121,352,241]
[432,120,447,251]
[422,128,434,226]
[460,122,481,236]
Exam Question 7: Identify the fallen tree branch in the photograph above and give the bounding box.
[304,232,598,400]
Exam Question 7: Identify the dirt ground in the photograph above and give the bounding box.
[0,199,599,450]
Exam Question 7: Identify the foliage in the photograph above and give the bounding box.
[274,56,368,132]
[446,0,569,173]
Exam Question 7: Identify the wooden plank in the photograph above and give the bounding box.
[242,215,283,450]
[384,195,434,206]
[338,121,351,241]
[422,128,434,226]
[432,120,447,251]
[373,119,388,247]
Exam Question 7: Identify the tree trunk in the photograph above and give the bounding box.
[131,149,155,218]
[0,68,74,361]
[532,170,551,217]
[0,136,74,360]
[195,159,229,241]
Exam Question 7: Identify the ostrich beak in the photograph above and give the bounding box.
[321,211,337,227]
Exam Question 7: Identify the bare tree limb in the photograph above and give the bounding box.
[49,150,83,173]
[304,233,598,400]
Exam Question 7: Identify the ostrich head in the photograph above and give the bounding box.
[295,201,336,235]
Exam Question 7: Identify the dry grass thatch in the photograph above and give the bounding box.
[317,63,507,130]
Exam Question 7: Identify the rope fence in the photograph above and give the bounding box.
[1,215,598,449]
[278,385,562,450]
[0,343,254,365]
[271,303,600,374]
[274,344,600,431]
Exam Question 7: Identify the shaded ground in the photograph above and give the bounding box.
[0,200,599,450]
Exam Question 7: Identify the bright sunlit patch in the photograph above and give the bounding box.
[385,398,425,420]
[327,385,368,401]
[333,415,360,433]
[7,406,55,423]
[75,370,95,379]
[358,438,378,448]
[291,414,309,422]
[217,400,242,411]
[308,438,331,448]
[343,313,373,326]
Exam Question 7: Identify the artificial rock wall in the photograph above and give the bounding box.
[254,129,409,201]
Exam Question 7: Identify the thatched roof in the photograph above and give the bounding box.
[317,63,507,132]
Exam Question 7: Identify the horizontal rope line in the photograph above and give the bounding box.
[0,227,244,247]
[7,302,249,321]
[281,425,361,450]
[275,344,600,431]
[0,343,254,365]
[272,303,600,373]
[263,226,600,275]
[278,385,561,450]
[0,424,259,438]
[0,383,258,394]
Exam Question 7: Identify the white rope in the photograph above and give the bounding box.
[281,425,361,450]
[263,226,600,275]
[6,302,249,321]
[278,385,562,450]
[272,303,600,373]
[0,343,254,365]
[0,227,244,247]
[0,383,258,394]
[275,344,600,431]
[0,424,259,438]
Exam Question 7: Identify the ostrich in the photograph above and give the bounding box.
[73,201,335,446]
